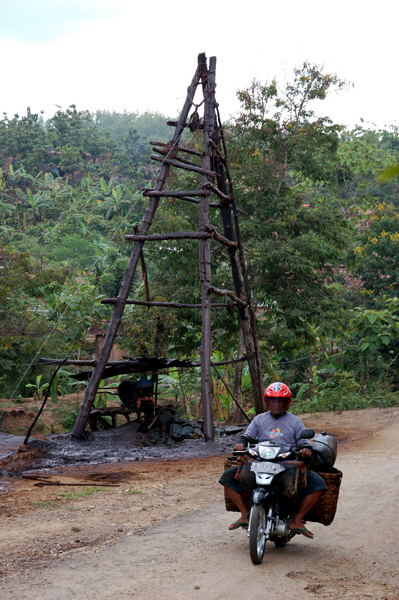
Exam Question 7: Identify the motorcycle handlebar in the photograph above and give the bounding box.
[231,448,303,461]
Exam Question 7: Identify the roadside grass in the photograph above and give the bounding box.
[60,487,104,500]
[29,501,58,509]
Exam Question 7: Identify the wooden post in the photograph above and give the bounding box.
[71,67,201,438]
[198,53,216,441]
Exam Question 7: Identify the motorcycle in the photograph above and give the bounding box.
[233,428,315,565]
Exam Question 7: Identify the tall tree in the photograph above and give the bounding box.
[229,62,352,352]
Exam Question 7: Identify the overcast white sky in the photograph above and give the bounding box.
[0,0,397,129]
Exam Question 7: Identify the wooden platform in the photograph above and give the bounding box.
[89,407,137,430]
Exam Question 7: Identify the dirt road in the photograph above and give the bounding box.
[1,411,399,599]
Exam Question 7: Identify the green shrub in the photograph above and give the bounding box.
[59,409,79,431]
[291,385,399,414]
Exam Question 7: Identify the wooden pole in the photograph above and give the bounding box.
[101,299,230,308]
[198,53,216,441]
[71,66,201,438]
[38,354,252,368]
[151,155,215,177]
[149,141,203,158]
[125,232,210,241]
[208,285,247,306]
[143,190,209,198]
[24,359,67,444]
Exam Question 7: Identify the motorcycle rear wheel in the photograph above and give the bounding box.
[249,504,266,565]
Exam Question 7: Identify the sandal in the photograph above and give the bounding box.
[228,521,248,530]
[289,527,314,539]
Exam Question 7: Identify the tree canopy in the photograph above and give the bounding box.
[1,65,399,416]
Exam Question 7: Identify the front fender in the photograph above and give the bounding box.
[252,487,269,504]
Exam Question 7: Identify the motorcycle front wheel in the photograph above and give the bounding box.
[249,504,267,565]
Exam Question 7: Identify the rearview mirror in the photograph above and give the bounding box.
[299,428,315,439]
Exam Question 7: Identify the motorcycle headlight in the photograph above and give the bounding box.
[258,446,279,459]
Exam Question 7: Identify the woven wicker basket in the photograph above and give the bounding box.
[223,457,252,512]
[305,468,343,526]
[222,458,343,524]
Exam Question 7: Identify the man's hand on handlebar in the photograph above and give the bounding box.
[234,443,245,451]
[299,448,312,458]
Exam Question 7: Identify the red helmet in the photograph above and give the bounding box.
[264,382,292,414]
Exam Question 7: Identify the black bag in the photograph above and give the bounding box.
[240,461,300,501]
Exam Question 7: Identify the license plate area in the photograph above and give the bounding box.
[251,462,279,474]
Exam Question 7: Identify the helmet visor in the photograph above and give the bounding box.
[267,397,288,414]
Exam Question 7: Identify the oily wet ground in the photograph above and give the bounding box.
[1,406,399,477]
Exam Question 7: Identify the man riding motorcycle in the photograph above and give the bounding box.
[219,382,327,538]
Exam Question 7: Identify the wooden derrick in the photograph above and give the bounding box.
[69,53,263,440]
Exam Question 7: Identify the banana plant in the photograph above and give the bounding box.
[25,375,49,401]
[293,364,336,401]
[16,188,50,224]
[102,183,132,218]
